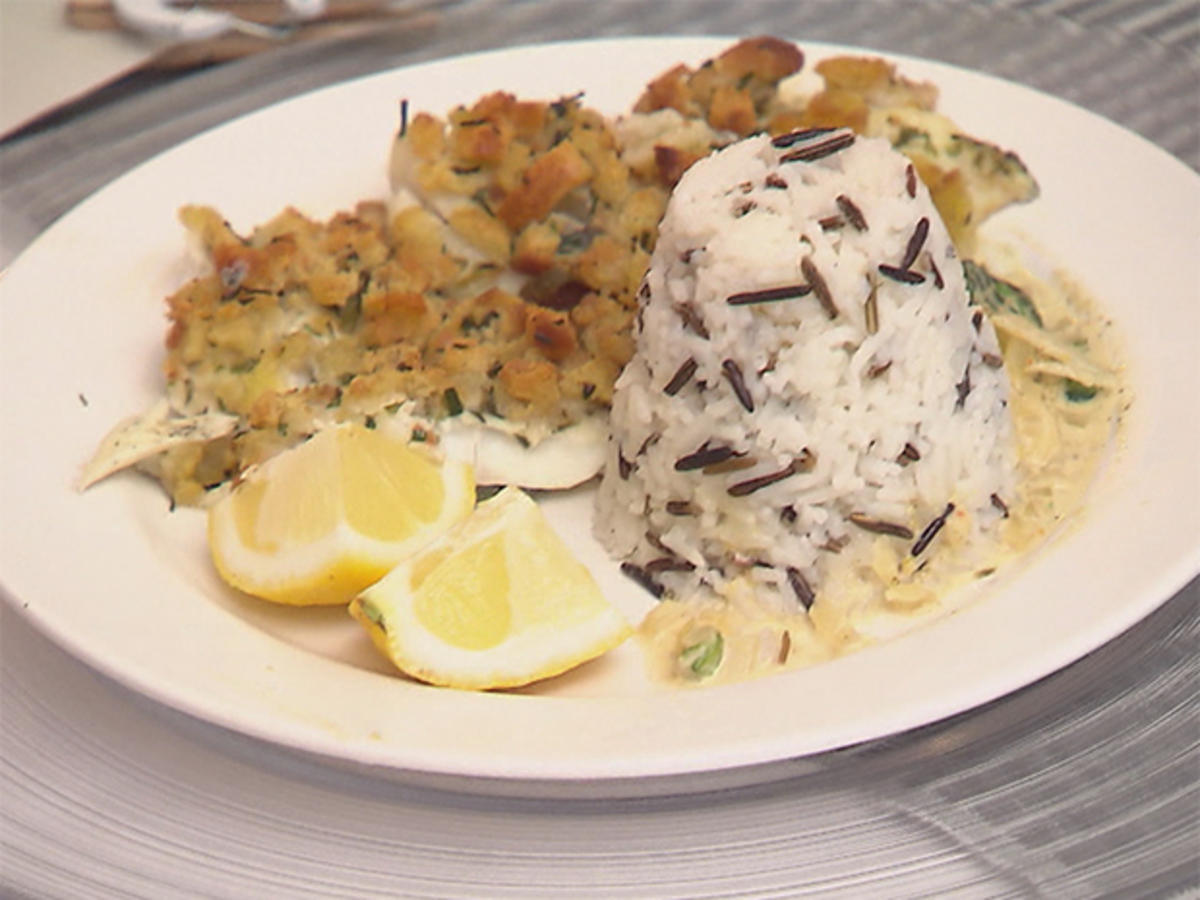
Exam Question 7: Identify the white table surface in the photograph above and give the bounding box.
[0,0,159,137]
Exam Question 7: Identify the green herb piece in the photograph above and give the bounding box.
[340,290,363,331]
[894,126,934,154]
[1063,378,1098,402]
[359,598,386,630]
[475,484,504,502]
[364,415,377,430]
[557,229,595,255]
[963,260,1043,327]
[679,629,724,679]
[947,134,1039,199]
[549,90,584,117]
[471,188,495,216]
[460,310,500,334]
[444,387,463,416]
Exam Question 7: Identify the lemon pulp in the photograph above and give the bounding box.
[412,533,511,651]
[351,487,632,689]
[208,423,474,605]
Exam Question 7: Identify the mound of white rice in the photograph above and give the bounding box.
[595,129,1017,640]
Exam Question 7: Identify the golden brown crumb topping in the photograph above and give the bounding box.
[125,38,1039,506]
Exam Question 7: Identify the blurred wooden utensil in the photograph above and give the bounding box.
[64,0,439,68]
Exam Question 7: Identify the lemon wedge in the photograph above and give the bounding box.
[208,423,474,605]
[350,487,632,689]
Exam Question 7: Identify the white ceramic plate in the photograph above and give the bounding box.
[2,37,1197,783]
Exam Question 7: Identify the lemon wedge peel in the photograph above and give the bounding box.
[350,487,633,690]
[208,423,475,606]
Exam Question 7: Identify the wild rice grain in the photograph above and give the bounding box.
[778,630,792,664]
[820,535,851,553]
[780,130,856,163]
[801,257,838,318]
[664,357,698,395]
[836,194,868,231]
[864,282,879,335]
[771,127,835,148]
[637,432,661,456]
[644,530,672,554]
[702,454,756,475]
[955,365,972,409]
[645,556,696,574]
[899,217,929,270]
[620,562,665,598]
[878,264,925,285]
[675,302,710,339]
[727,460,799,497]
[786,566,816,610]
[911,502,956,556]
[928,253,944,289]
[618,451,633,480]
[727,283,812,306]
[848,513,914,539]
[675,443,736,471]
[722,359,755,411]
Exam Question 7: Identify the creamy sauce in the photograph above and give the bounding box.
[638,239,1126,687]
[988,242,1127,552]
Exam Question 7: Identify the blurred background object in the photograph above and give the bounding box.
[0,0,444,137]
[65,0,441,61]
